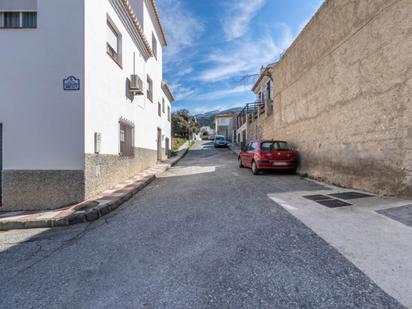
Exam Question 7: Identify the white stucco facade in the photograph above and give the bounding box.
[0,0,173,210]
[84,0,170,155]
[0,0,85,170]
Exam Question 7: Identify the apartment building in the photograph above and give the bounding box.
[0,0,174,210]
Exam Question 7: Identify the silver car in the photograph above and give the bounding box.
[214,135,228,147]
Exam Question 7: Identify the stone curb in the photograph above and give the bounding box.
[0,147,190,231]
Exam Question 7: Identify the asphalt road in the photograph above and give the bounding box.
[0,141,403,308]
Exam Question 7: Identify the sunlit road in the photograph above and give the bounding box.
[0,141,402,308]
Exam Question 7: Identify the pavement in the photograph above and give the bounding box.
[0,140,410,308]
[0,145,189,230]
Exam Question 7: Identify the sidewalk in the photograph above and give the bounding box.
[0,146,190,230]
[268,181,412,308]
[227,143,240,156]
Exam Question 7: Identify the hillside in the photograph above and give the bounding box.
[195,107,242,128]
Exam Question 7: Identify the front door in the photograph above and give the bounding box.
[0,124,3,207]
[165,137,170,158]
[157,128,162,161]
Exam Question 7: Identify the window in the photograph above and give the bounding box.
[106,16,122,67]
[22,12,36,27]
[152,32,157,59]
[119,121,134,157]
[162,98,165,113]
[261,141,289,151]
[167,106,171,122]
[250,142,258,151]
[0,12,37,28]
[266,81,271,101]
[147,75,153,102]
[158,102,161,117]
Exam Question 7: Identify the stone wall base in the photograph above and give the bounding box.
[1,170,85,211]
[297,153,410,198]
[85,147,158,199]
[0,147,163,211]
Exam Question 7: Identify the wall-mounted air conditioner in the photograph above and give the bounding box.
[129,74,143,95]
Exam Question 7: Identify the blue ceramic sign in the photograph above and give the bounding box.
[63,76,80,91]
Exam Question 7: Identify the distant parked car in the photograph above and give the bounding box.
[214,135,228,147]
[238,140,297,175]
[208,135,215,141]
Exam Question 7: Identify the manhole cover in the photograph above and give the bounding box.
[328,192,373,200]
[303,194,332,201]
[377,205,412,227]
[316,199,352,208]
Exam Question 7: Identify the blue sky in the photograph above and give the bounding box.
[157,0,324,114]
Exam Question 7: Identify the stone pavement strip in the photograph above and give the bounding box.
[0,148,189,231]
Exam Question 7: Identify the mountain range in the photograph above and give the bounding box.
[195,107,243,128]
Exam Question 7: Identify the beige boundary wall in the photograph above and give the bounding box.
[258,0,412,196]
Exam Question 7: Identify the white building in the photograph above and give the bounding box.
[0,0,174,211]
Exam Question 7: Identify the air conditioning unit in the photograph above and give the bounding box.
[129,74,143,95]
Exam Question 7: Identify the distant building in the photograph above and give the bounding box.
[200,126,215,136]
[214,114,237,140]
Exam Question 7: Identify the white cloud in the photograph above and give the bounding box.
[157,0,203,60]
[222,0,267,41]
[197,23,295,82]
[193,85,253,101]
[169,82,197,101]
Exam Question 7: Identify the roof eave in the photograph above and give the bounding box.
[147,0,168,47]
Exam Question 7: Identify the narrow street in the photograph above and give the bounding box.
[0,141,403,308]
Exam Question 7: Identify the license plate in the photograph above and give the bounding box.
[273,162,288,166]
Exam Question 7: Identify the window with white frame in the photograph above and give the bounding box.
[152,32,157,60]
[167,106,171,122]
[162,98,165,113]
[147,75,153,102]
[106,16,122,66]
[158,102,161,117]
[0,12,37,28]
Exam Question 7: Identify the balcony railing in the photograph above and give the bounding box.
[234,101,265,129]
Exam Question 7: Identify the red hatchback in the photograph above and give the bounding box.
[238,140,297,175]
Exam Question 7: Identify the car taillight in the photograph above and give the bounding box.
[289,151,297,160]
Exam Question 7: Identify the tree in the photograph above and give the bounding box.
[172,109,200,138]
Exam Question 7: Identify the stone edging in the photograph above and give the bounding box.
[0,146,190,230]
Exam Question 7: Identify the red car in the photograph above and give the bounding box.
[238,140,297,175]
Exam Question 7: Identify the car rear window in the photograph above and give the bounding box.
[261,142,289,151]
[215,136,224,141]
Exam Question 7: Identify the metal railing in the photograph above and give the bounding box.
[234,101,264,130]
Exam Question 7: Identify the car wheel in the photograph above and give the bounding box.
[238,157,244,168]
[252,161,260,175]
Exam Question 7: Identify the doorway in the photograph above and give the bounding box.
[157,128,162,161]
[165,137,170,158]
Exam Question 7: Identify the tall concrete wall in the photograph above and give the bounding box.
[260,0,412,196]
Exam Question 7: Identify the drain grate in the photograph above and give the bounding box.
[303,194,333,201]
[315,199,352,208]
[328,192,373,200]
[377,205,412,227]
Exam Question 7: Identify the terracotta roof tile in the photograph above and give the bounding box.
[121,0,153,57]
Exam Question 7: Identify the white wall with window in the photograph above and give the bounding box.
[84,0,171,157]
[0,0,85,170]
[0,0,171,169]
